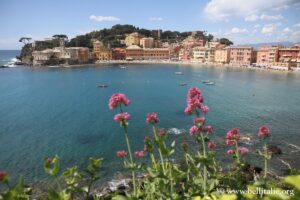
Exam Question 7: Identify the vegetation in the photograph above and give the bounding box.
[219,38,234,46]
[0,87,299,200]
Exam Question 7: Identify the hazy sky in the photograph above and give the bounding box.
[1,0,300,49]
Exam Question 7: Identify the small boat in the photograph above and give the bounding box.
[205,82,215,85]
[119,65,126,69]
[179,83,187,86]
[202,80,210,83]
[98,84,108,88]
[175,71,183,75]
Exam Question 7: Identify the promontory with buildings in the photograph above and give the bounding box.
[19,24,300,71]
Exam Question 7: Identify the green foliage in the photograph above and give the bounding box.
[219,38,234,46]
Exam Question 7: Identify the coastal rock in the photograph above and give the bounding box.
[268,145,282,155]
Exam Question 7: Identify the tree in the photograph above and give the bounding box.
[19,37,32,45]
[219,38,234,46]
[52,34,68,41]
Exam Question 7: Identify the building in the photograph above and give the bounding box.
[278,46,300,64]
[143,48,170,60]
[229,46,256,65]
[66,47,90,63]
[140,37,154,48]
[179,47,192,61]
[192,47,215,63]
[125,32,143,46]
[215,48,230,64]
[256,46,280,66]
[205,40,220,48]
[182,36,206,48]
[112,48,126,60]
[125,45,144,60]
[93,40,112,60]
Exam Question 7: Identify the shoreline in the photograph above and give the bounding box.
[23,60,298,73]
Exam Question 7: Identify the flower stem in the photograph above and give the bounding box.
[124,130,137,196]
[153,126,166,174]
[264,143,268,179]
[200,133,207,193]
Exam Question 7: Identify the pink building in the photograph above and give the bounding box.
[256,46,280,66]
[229,46,256,65]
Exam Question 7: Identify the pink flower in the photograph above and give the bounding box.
[108,93,130,110]
[194,117,206,126]
[226,139,237,145]
[226,128,240,145]
[208,141,216,149]
[116,150,127,158]
[158,129,166,137]
[187,87,202,99]
[114,113,130,122]
[203,125,214,134]
[146,112,159,124]
[134,151,145,158]
[201,105,209,114]
[46,158,53,165]
[189,125,199,136]
[184,105,193,115]
[258,125,270,138]
[227,149,235,155]
[238,147,249,155]
[0,171,7,182]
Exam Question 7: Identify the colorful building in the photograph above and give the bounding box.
[278,46,300,64]
[179,47,192,61]
[125,45,144,60]
[125,32,143,46]
[229,47,256,65]
[192,47,215,63]
[215,48,230,64]
[140,37,154,48]
[112,48,126,60]
[143,48,170,60]
[93,40,112,60]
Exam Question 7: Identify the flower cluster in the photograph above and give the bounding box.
[0,171,7,182]
[134,151,145,158]
[208,141,216,149]
[226,128,240,145]
[109,93,130,109]
[146,112,159,124]
[114,113,130,122]
[116,150,127,158]
[258,125,270,138]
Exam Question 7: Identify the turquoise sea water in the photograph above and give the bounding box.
[0,51,300,184]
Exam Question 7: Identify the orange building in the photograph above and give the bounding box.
[112,48,126,60]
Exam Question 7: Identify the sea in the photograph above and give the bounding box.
[0,50,300,185]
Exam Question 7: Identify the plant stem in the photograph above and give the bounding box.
[235,142,240,165]
[264,143,268,179]
[153,126,166,174]
[123,128,137,196]
[200,133,207,193]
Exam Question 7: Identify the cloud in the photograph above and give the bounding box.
[254,24,261,28]
[89,15,120,22]
[224,27,248,35]
[294,22,300,28]
[245,14,259,22]
[261,24,277,34]
[283,27,292,33]
[260,14,283,20]
[148,17,163,21]
[204,0,297,21]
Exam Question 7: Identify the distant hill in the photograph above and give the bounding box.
[239,42,300,49]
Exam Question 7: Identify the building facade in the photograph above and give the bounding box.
[143,48,170,60]
[125,32,143,46]
[112,48,126,60]
[215,48,230,64]
[229,47,256,65]
[140,37,154,48]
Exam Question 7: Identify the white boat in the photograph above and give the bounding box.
[205,82,215,85]
[202,80,210,83]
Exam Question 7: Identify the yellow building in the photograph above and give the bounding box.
[215,48,230,64]
[93,40,112,60]
[125,32,142,46]
[143,48,170,60]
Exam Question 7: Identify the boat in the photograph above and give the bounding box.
[179,83,187,86]
[205,82,215,85]
[120,65,127,69]
[98,84,108,88]
[202,80,210,83]
[175,71,183,75]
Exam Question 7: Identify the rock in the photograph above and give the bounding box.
[268,145,282,155]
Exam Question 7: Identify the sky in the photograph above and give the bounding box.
[1,0,300,50]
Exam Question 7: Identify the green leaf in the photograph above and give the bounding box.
[44,155,60,177]
[283,175,300,192]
